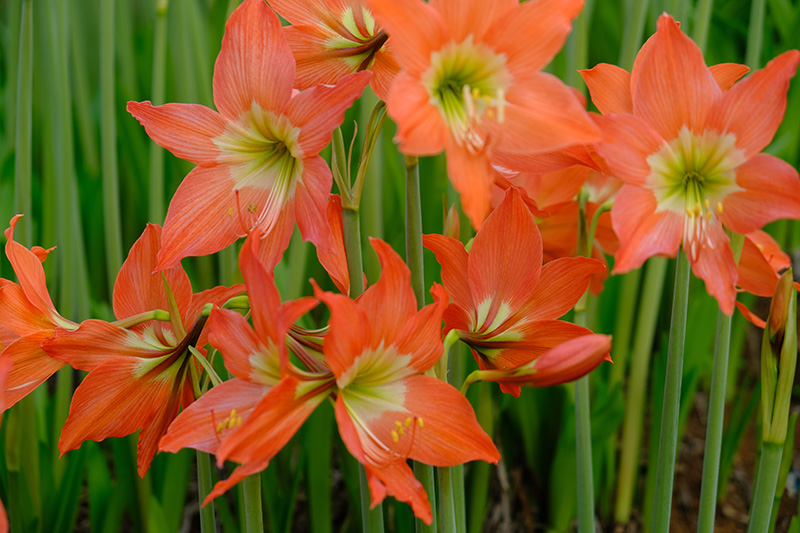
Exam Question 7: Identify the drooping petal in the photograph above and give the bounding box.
[392,284,448,373]
[445,142,495,229]
[592,113,665,186]
[720,153,800,235]
[357,239,418,348]
[294,156,334,252]
[0,280,54,336]
[580,63,633,114]
[708,63,749,91]
[286,71,371,155]
[157,165,242,270]
[213,0,295,120]
[160,378,269,454]
[705,50,800,157]
[367,0,447,77]
[216,375,333,465]
[113,224,193,325]
[313,289,370,380]
[468,188,543,317]
[737,233,783,297]
[495,73,600,155]
[57,356,184,470]
[2,331,63,410]
[689,219,738,315]
[126,102,224,166]
[611,185,683,272]
[315,195,350,294]
[484,0,583,79]
[631,14,720,140]
[385,71,448,155]
[370,45,401,101]
[735,301,767,329]
[204,456,272,503]
[403,375,500,466]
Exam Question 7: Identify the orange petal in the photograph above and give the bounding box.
[611,185,683,272]
[213,0,295,120]
[422,234,473,313]
[367,0,447,77]
[485,0,583,79]
[0,280,54,336]
[429,0,514,42]
[403,375,500,466]
[735,301,766,329]
[2,331,63,409]
[286,71,371,155]
[293,156,333,253]
[204,456,272,503]
[690,219,738,315]
[392,285,447,373]
[283,24,360,90]
[513,333,611,387]
[126,101,224,166]
[209,308,277,383]
[216,376,332,465]
[314,289,370,380]
[580,63,633,114]
[445,143,494,229]
[631,14,720,140]
[495,73,600,155]
[721,153,800,235]
[385,71,448,155]
[592,113,665,186]
[358,239,418,348]
[160,378,269,454]
[709,63,749,91]
[113,223,192,325]
[737,234,782,298]
[510,256,605,323]
[157,165,241,270]
[468,188,543,314]
[370,46,401,101]
[315,195,350,294]
[706,50,800,157]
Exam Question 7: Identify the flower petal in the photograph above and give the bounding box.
[705,50,800,157]
[720,153,800,235]
[385,71,448,155]
[422,234,473,314]
[580,63,633,115]
[689,219,738,315]
[213,0,295,120]
[294,156,333,252]
[737,233,783,297]
[2,331,63,409]
[126,101,224,166]
[631,14,720,140]
[160,378,269,454]
[709,63,749,91]
[611,185,683,272]
[392,284,448,373]
[593,113,665,186]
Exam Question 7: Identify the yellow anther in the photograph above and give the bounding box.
[248,203,258,214]
[417,417,424,428]
[217,422,225,433]
[694,203,701,216]
[405,417,412,428]
[706,211,712,220]
[230,409,237,419]
[227,417,236,429]
[704,198,710,211]
[391,430,399,443]
[716,202,723,214]
[395,420,403,430]
[685,207,694,217]
[398,427,405,436]
[237,416,242,426]
[228,208,233,216]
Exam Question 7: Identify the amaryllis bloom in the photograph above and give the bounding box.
[160,229,325,499]
[267,0,399,100]
[43,225,243,476]
[582,14,800,314]
[368,0,600,228]
[424,188,610,397]
[313,239,499,523]
[0,215,77,409]
[128,0,370,270]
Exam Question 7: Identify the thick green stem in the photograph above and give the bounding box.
[745,0,767,69]
[748,442,783,532]
[609,269,643,387]
[101,0,123,292]
[574,375,594,532]
[148,0,169,222]
[14,0,33,245]
[242,473,263,533]
[196,450,217,533]
[697,233,744,533]
[438,467,457,533]
[615,257,668,522]
[651,251,691,533]
[692,0,715,54]
[404,154,438,532]
[618,0,651,70]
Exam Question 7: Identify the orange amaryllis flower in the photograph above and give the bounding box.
[42,225,243,476]
[368,0,599,227]
[312,238,499,523]
[160,229,325,499]
[0,215,77,409]
[267,0,399,100]
[582,14,800,315]
[128,0,370,270]
[424,188,610,397]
